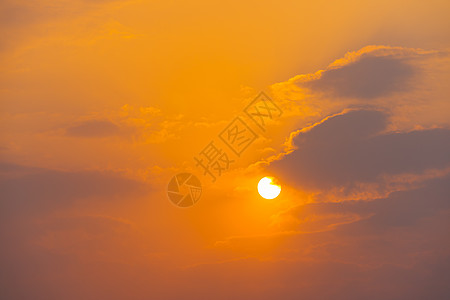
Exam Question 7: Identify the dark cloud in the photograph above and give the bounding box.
[0,162,42,174]
[0,162,155,299]
[0,0,122,28]
[0,163,158,300]
[65,120,122,138]
[180,254,450,300]
[283,173,450,234]
[303,55,415,99]
[270,110,450,189]
[0,213,166,300]
[0,163,151,218]
[0,0,126,53]
[211,175,450,300]
[275,175,450,299]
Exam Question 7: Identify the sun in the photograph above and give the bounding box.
[258,177,281,199]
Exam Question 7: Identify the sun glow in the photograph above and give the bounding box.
[257,177,281,199]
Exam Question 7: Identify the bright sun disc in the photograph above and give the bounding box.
[258,177,281,199]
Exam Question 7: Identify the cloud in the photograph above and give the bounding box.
[63,106,194,143]
[209,174,450,300]
[274,46,439,100]
[269,46,450,134]
[0,163,151,218]
[304,55,414,99]
[269,109,450,190]
[65,119,122,138]
[180,252,450,300]
[276,173,450,234]
[0,211,168,300]
[0,0,132,54]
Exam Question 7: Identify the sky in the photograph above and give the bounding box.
[1,0,450,299]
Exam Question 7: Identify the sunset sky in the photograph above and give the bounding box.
[1,0,450,299]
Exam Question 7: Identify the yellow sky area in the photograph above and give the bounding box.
[3,0,450,114]
[1,0,450,174]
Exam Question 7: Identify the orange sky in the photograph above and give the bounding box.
[1,0,450,299]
